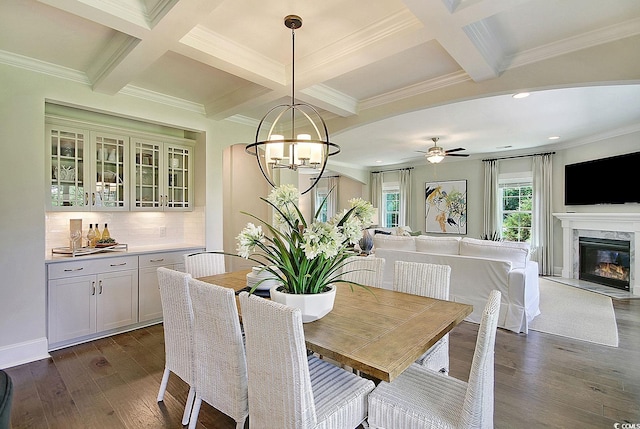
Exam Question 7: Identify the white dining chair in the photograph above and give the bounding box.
[184,251,226,278]
[156,267,195,426]
[238,291,375,429]
[393,260,452,373]
[187,278,248,429]
[367,289,502,429]
[340,256,385,288]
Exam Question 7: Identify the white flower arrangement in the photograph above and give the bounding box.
[236,185,375,294]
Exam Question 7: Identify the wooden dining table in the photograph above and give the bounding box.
[199,270,473,382]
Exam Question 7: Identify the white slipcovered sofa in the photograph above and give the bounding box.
[373,235,540,334]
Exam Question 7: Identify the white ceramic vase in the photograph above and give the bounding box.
[269,284,336,323]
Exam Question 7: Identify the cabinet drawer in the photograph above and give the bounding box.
[49,255,138,279]
[139,250,198,268]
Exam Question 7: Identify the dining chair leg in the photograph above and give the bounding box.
[156,368,170,402]
[187,395,202,429]
[182,386,196,425]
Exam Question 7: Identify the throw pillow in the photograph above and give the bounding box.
[415,235,461,255]
[373,235,417,251]
[459,237,529,269]
[374,229,392,235]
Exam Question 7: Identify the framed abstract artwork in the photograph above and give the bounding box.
[425,180,467,234]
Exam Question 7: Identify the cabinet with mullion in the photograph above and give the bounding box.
[92,132,128,211]
[131,138,193,211]
[47,125,90,210]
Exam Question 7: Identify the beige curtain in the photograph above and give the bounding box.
[532,154,554,275]
[371,172,382,214]
[483,160,501,237]
[398,169,412,227]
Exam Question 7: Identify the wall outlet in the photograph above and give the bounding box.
[159,226,166,237]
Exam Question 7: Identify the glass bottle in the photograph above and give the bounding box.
[87,224,96,248]
[95,224,101,241]
[102,223,111,240]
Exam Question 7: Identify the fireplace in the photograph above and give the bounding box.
[579,237,630,290]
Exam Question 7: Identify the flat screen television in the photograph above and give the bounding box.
[564,151,640,205]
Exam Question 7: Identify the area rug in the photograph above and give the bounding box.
[529,277,619,347]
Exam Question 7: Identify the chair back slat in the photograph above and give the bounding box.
[184,252,225,278]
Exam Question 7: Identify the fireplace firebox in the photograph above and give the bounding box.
[579,237,630,290]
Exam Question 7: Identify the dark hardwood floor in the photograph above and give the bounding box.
[5,298,640,428]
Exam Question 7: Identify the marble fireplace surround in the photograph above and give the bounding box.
[554,213,640,296]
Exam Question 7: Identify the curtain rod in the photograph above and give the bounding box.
[482,151,555,162]
[309,175,340,180]
[371,167,414,174]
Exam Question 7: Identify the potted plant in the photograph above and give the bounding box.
[236,184,375,322]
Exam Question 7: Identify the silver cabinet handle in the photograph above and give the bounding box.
[92,281,96,296]
[150,259,164,262]
[165,195,169,207]
[85,192,89,205]
[110,262,127,266]
[99,280,103,294]
[159,195,163,206]
[63,267,84,272]
[92,193,96,205]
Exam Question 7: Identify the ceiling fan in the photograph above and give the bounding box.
[418,138,469,163]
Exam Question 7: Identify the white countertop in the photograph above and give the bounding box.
[45,243,206,263]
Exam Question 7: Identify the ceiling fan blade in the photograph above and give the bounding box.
[447,153,469,157]
[416,150,428,154]
[445,147,466,154]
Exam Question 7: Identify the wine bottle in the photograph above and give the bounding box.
[87,224,96,248]
[102,223,111,240]
[95,224,101,240]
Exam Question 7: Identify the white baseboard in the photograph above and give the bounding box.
[0,337,50,369]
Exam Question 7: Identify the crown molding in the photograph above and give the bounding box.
[226,115,261,127]
[0,50,90,84]
[120,85,206,114]
[360,70,471,111]
[299,84,358,117]
[180,25,285,86]
[506,17,640,71]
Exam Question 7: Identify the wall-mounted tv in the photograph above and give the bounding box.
[565,151,640,205]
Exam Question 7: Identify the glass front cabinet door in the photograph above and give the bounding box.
[48,125,89,210]
[93,132,128,210]
[47,125,129,211]
[131,139,193,211]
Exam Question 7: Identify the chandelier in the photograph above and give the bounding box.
[245,15,340,195]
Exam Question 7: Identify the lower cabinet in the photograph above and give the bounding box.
[48,255,138,347]
[138,251,190,323]
[47,248,203,350]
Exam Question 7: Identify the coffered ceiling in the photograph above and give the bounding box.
[1,0,639,167]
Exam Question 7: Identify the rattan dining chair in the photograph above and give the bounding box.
[340,256,385,288]
[184,251,226,278]
[367,290,501,429]
[186,278,248,429]
[393,260,452,373]
[238,291,375,429]
[156,267,195,426]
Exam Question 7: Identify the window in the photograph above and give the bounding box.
[315,190,328,222]
[383,185,400,227]
[500,180,532,242]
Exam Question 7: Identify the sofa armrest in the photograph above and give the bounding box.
[506,262,541,333]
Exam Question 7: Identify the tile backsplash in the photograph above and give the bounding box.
[45,208,205,251]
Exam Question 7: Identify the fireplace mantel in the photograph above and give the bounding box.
[553,212,640,295]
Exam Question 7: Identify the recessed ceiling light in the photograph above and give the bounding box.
[548,136,560,140]
[512,92,530,99]
[375,160,382,163]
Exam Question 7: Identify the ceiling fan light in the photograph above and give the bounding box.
[426,146,446,163]
[427,154,445,163]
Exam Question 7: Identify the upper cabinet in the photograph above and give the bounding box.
[131,138,193,211]
[46,117,194,212]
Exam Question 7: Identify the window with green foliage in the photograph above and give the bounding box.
[383,189,400,227]
[500,182,532,242]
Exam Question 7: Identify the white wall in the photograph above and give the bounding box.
[0,63,253,368]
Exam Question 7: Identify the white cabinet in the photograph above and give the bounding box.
[47,256,139,347]
[46,119,194,212]
[138,250,193,322]
[47,123,129,211]
[131,139,194,211]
